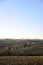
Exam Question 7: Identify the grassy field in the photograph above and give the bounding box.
[0,45,43,56]
[0,56,43,65]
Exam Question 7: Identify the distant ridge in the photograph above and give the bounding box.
[0,39,43,47]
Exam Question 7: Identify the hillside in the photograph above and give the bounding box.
[0,39,43,56]
[0,39,43,46]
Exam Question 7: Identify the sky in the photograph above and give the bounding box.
[0,0,43,39]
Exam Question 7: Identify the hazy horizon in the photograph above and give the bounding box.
[0,0,43,39]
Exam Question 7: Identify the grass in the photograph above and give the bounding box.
[0,56,43,65]
[0,45,43,56]
[12,46,43,55]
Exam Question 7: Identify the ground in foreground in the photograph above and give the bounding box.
[0,56,43,65]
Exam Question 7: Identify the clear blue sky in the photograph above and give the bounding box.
[0,0,43,39]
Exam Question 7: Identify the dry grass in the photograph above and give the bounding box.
[0,56,43,65]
